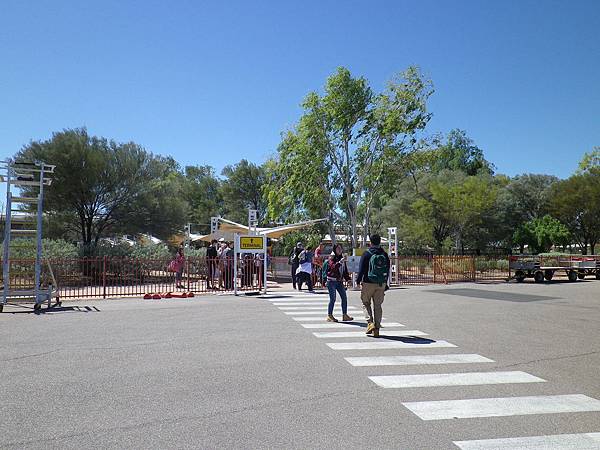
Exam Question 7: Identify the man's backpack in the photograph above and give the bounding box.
[368,250,388,286]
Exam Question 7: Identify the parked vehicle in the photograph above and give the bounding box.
[509,255,600,283]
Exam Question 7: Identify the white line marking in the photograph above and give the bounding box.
[327,340,457,350]
[272,302,330,306]
[313,330,428,338]
[278,306,359,310]
[285,311,357,315]
[345,354,494,367]
[454,432,600,449]
[292,316,385,322]
[402,394,600,421]
[301,322,404,329]
[369,371,544,389]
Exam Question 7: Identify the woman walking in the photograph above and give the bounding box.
[326,244,353,322]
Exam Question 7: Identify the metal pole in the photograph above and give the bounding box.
[263,236,267,294]
[233,233,238,296]
[2,166,13,305]
[34,165,45,305]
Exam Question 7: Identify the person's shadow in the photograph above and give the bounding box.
[374,335,436,344]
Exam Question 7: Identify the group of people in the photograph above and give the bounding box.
[206,238,235,289]
[289,235,390,337]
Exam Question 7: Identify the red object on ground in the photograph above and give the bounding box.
[152,294,161,299]
[164,292,173,298]
[143,293,152,299]
[187,292,194,298]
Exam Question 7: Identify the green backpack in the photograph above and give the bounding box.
[368,250,388,286]
[321,259,329,280]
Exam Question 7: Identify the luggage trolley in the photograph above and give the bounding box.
[1,160,59,312]
[510,254,599,283]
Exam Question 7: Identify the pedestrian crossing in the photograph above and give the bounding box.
[345,354,494,367]
[261,290,600,448]
[454,433,600,449]
[369,371,545,389]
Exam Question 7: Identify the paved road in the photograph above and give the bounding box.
[1,280,599,449]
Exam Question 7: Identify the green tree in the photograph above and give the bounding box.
[431,129,494,175]
[550,171,600,254]
[266,66,433,247]
[220,159,266,224]
[513,215,571,254]
[576,147,600,174]
[183,165,223,229]
[15,128,187,252]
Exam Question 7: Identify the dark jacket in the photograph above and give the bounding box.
[289,247,302,266]
[207,245,218,260]
[356,246,390,284]
[327,254,351,282]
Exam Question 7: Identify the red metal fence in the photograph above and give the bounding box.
[1,254,560,300]
[1,257,266,299]
[270,255,511,286]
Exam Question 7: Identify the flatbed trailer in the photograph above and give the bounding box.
[509,255,600,283]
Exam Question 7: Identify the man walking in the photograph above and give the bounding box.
[206,239,218,289]
[289,242,303,289]
[356,234,390,338]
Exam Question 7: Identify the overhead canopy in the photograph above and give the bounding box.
[192,218,327,243]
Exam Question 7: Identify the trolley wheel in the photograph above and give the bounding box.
[515,270,525,282]
[567,270,578,282]
[534,271,545,283]
[577,271,586,280]
[544,270,554,281]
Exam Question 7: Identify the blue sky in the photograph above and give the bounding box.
[1,0,598,178]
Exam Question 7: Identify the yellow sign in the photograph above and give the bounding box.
[239,236,264,250]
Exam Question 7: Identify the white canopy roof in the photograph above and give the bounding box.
[192,218,327,243]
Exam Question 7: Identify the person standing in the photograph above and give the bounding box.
[174,246,186,290]
[356,234,390,337]
[206,239,218,290]
[296,245,314,292]
[289,242,303,289]
[223,241,235,290]
[325,244,353,322]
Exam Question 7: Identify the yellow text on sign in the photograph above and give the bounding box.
[239,236,264,250]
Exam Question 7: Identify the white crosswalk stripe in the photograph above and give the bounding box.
[313,330,428,338]
[284,310,357,315]
[402,394,600,420]
[272,302,330,306]
[345,354,494,367]
[278,306,360,310]
[369,371,545,389]
[293,316,385,322]
[301,322,404,329]
[453,432,600,449]
[327,340,457,350]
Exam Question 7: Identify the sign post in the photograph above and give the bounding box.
[234,234,266,295]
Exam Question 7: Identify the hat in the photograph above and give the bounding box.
[296,242,304,248]
[218,237,225,242]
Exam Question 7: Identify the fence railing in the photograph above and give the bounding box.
[0,255,515,300]
[0,256,266,299]
[270,255,511,286]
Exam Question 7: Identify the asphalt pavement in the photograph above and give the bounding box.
[1,279,599,449]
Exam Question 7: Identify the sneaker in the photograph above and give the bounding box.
[365,323,375,334]
[327,315,338,322]
[372,327,380,338]
[342,314,354,322]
